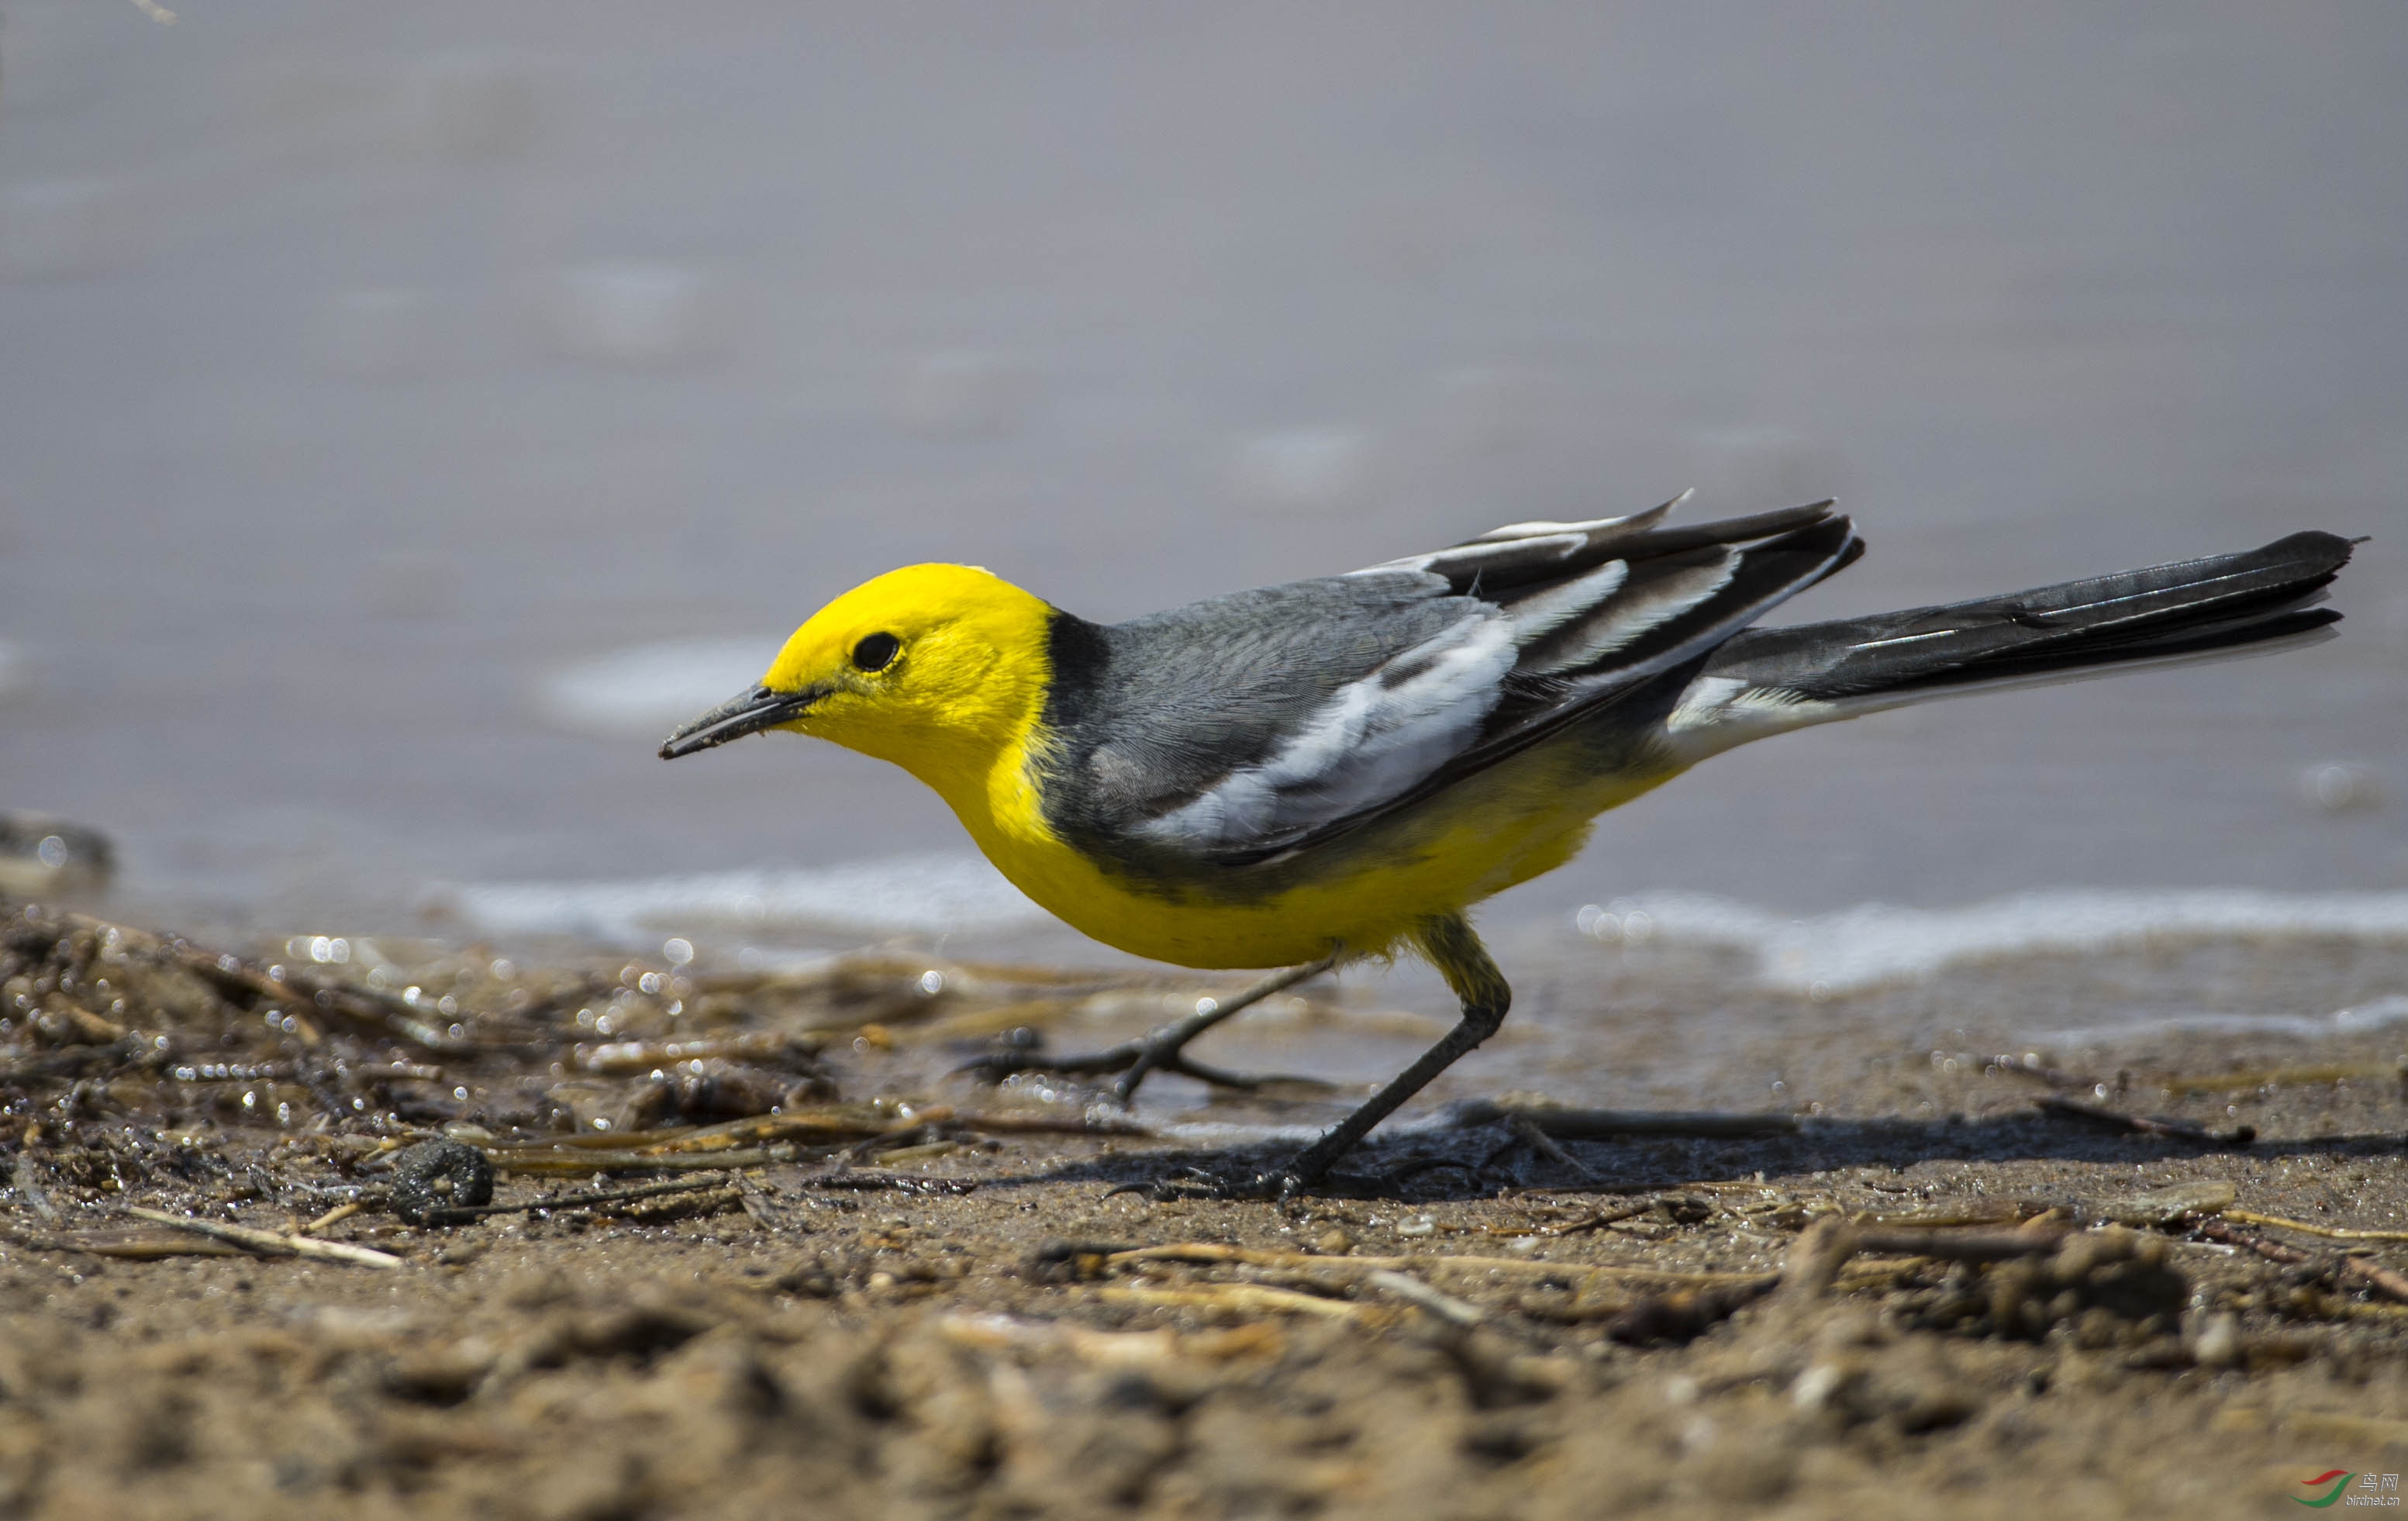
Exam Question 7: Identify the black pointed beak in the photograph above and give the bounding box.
[659,684,824,759]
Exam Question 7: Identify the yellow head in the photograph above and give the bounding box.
[659,564,1056,798]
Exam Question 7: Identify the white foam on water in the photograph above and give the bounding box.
[447,854,1047,943]
[1157,1119,1332,1147]
[1575,888,2408,994]
[450,854,2408,1004]
[2020,994,2408,1049]
[536,639,772,737]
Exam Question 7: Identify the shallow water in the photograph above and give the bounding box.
[1,4,2403,1019]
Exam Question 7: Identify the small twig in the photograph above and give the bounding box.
[1,1223,244,1260]
[572,1031,823,1075]
[302,1202,364,1234]
[871,1140,961,1166]
[122,1206,405,1269]
[2163,1062,2404,1096]
[1848,1224,2069,1261]
[953,1111,1153,1138]
[664,1105,943,1147]
[2341,1257,2408,1306]
[1852,1201,2058,1229]
[2225,1209,2408,1243]
[2196,1219,2313,1264]
[1489,1205,1650,1236]
[844,1121,940,1161]
[1507,1115,1596,1179]
[484,1145,805,1175]
[1362,1268,1485,1326]
[1098,1283,1369,1321]
[2033,1095,2254,1145]
[1103,1241,1767,1287]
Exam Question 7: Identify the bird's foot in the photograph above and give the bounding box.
[959,955,1346,1102]
[957,1035,1329,1104]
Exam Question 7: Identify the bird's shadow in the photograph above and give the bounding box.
[967,1109,2404,1205]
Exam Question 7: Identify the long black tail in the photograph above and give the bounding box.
[1699,529,2357,709]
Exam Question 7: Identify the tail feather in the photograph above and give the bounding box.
[1665,529,2358,760]
[1706,529,2353,701]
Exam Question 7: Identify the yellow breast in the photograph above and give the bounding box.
[931,716,1678,970]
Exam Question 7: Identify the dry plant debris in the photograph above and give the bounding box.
[2,898,2407,1519]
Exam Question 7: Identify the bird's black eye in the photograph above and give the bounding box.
[851,632,901,671]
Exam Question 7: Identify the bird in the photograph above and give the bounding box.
[661,495,2355,1193]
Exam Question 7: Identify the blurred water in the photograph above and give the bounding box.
[2,2,2403,950]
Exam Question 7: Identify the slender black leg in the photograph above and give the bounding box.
[1275,912,1509,1191]
[959,953,1341,1099]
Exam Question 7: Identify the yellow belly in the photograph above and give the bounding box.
[946,732,1683,969]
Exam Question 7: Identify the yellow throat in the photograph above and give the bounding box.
[759,561,1062,854]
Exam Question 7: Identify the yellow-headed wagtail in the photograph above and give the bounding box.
[661,496,2355,1192]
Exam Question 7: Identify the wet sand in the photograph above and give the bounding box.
[3,899,2408,1519]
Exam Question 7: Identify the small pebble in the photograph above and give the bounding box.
[389,1139,495,1226]
[2192,1312,2243,1370]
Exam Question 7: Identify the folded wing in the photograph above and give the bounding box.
[1043,497,1858,868]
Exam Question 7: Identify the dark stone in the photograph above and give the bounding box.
[388,1138,495,1225]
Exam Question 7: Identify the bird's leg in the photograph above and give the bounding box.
[1275,913,1509,1192]
[959,952,1341,1099]
[1104,953,1342,1099]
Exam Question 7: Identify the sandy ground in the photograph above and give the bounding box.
[4,899,2408,1519]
